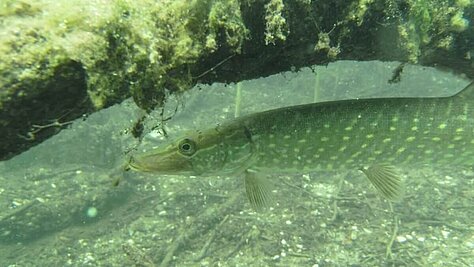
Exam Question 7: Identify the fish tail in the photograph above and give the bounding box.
[452,81,474,100]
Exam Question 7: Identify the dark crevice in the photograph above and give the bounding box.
[0,60,92,160]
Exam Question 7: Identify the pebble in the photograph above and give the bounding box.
[396,236,407,243]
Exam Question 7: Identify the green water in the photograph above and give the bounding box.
[0,61,472,266]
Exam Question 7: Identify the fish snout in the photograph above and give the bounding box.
[127,156,141,171]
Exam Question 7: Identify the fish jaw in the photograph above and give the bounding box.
[128,148,194,175]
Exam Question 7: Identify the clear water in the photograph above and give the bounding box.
[1,61,472,266]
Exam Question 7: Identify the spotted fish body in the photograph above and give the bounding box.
[130,82,474,206]
[248,85,474,172]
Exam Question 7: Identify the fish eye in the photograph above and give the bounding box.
[178,138,196,156]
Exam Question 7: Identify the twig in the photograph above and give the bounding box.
[234,82,242,118]
[18,120,74,141]
[330,174,346,221]
[224,226,261,260]
[122,242,156,267]
[192,54,235,80]
[313,69,321,102]
[224,232,248,259]
[160,228,185,267]
[386,202,399,260]
[419,219,468,232]
[288,252,311,258]
[195,214,230,261]
[160,191,241,266]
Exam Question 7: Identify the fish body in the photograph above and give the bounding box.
[130,82,474,207]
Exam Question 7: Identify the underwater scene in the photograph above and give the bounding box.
[0,60,473,266]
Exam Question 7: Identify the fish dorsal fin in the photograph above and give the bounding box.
[452,81,474,99]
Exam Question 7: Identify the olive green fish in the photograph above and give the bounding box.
[129,82,474,209]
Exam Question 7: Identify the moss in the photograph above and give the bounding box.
[88,0,249,110]
[346,0,375,26]
[264,0,288,45]
[110,0,249,111]
[313,32,340,60]
[0,0,116,111]
[0,0,249,111]
[208,0,249,52]
[1,0,471,112]
[396,0,473,63]
[456,0,472,8]
[0,0,41,17]
[450,11,469,32]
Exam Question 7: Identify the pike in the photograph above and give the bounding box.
[129,82,474,209]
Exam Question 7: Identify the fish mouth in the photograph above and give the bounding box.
[127,156,142,171]
[127,153,193,174]
[127,155,160,172]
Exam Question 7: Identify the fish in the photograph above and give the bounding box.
[128,81,474,209]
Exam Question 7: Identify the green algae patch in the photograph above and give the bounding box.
[264,0,288,45]
[111,0,249,111]
[343,0,473,63]
[0,0,249,111]
[397,0,473,63]
[1,0,471,114]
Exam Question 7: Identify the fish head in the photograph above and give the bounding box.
[128,125,255,176]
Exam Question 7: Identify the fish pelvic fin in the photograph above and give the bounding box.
[244,169,274,211]
[360,164,403,201]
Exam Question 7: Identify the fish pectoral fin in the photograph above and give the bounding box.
[244,169,273,210]
[360,164,402,200]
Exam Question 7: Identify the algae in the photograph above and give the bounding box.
[1,0,472,109]
[264,0,288,45]
[0,0,249,111]
[396,0,473,62]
